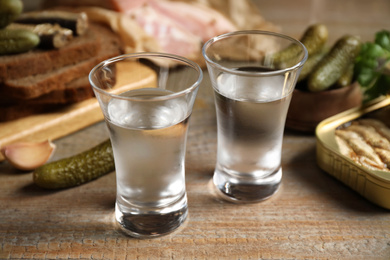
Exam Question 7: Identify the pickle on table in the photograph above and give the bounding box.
[33,139,115,189]
[307,35,361,92]
[0,0,23,28]
[273,23,328,67]
[0,29,40,54]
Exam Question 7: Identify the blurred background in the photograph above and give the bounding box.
[21,0,390,44]
[254,0,390,43]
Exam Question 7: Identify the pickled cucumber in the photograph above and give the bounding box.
[0,0,23,28]
[307,35,361,92]
[336,63,354,88]
[300,24,329,56]
[298,48,327,82]
[0,29,40,54]
[33,139,115,189]
[273,23,328,67]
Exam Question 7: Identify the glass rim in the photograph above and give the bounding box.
[202,30,308,76]
[89,52,203,101]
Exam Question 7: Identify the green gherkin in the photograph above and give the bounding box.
[308,35,361,92]
[0,29,40,54]
[273,23,329,68]
[298,48,327,82]
[336,63,355,88]
[33,139,115,189]
[0,0,23,28]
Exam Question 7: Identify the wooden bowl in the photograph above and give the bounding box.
[286,82,363,133]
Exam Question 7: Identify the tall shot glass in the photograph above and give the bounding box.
[202,31,307,203]
[89,53,202,237]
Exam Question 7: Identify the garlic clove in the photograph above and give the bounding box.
[0,140,56,171]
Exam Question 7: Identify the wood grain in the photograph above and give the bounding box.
[1,0,390,259]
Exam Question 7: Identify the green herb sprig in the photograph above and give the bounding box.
[354,30,390,102]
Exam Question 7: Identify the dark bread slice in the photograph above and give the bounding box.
[26,76,93,104]
[0,76,92,105]
[0,23,123,122]
[0,77,93,122]
[0,23,122,100]
[0,103,64,122]
[0,24,101,82]
[0,76,95,121]
[1,58,98,99]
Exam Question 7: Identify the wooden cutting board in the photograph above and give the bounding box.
[0,62,156,161]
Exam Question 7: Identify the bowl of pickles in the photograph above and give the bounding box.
[285,24,364,132]
[286,25,390,133]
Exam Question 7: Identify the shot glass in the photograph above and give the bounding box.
[89,53,202,238]
[202,31,307,203]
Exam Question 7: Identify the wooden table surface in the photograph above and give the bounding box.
[1,0,390,259]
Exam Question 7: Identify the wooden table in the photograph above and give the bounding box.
[1,0,390,259]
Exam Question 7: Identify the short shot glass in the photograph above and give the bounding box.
[202,31,307,203]
[89,53,203,238]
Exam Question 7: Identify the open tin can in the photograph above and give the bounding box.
[316,96,390,209]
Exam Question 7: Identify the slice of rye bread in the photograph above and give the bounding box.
[0,24,101,82]
[0,77,94,122]
[0,23,123,100]
[25,76,93,104]
[0,76,97,121]
[0,76,92,105]
[0,103,64,122]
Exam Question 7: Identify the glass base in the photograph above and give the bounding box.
[115,195,188,238]
[213,167,282,203]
